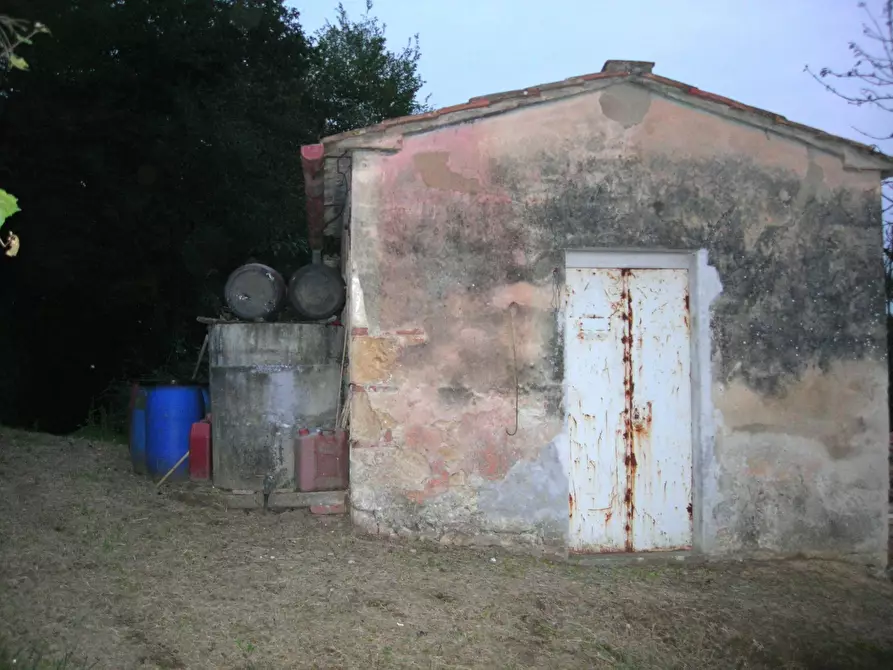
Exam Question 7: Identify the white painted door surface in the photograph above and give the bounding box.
[566,268,693,553]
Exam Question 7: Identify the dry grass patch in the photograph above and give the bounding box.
[1,428,892,669]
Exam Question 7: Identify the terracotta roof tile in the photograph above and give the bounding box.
[578,71,625,82]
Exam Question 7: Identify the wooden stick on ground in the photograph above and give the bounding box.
[156,451,189,488]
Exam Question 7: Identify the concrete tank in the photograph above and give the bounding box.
[209,323,344,492]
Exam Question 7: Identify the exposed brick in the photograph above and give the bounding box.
[392,328,428,347]
[311,503,346,515]
[351,327,369,337]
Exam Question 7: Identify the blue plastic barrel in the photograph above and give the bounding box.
[129,385,148,475]
[145,385,204,482]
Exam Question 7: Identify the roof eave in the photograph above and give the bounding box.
[320,73,893,178]
[840,145,893,179]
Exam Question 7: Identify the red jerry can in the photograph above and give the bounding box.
[295,429,349,492]
[189,416,212,480]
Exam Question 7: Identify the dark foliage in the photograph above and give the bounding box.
[0,0,425,433]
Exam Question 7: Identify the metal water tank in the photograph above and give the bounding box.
[224,263,286,321]
[208,323,344,492]
[288,264,346,321]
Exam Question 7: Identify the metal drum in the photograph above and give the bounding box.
[224,263,286,321]
[287,264,346,321]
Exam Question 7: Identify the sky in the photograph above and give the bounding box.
[292,0,891,152]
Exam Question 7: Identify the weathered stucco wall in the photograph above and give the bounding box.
[345,82,889,564]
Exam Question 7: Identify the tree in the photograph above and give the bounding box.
[0,15,49,257]
[0,0,427,433]
[307,1,429,137]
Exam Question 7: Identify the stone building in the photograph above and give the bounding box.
[301,60,893,565]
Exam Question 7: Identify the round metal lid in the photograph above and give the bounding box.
[224,263,286,321]
[288,264,346,321]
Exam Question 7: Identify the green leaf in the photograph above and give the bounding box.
[0,189,21,229]
[8,54,29,71]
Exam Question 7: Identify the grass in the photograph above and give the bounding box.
[1,427,893,669]
[69,403,126,445]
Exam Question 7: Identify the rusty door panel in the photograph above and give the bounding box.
[628,269,693,551]
[565,269,627,552]
[565,267,693,553]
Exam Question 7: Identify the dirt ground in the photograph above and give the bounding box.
[1,429,893,670]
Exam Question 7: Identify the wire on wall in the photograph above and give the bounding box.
[333,322,349,431]
[550,267,562,310]
[322,152,352,230]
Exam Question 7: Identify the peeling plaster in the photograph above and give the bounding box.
[413,151,483,194]
[599,84,652,129]
[350,261,368,329]
[478,439,568,543]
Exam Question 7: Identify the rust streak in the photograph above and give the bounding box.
[569,493,575,519]
[570,546,629,555]
[621,270,635,553]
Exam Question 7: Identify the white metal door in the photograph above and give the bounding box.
[566,267,693,552]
